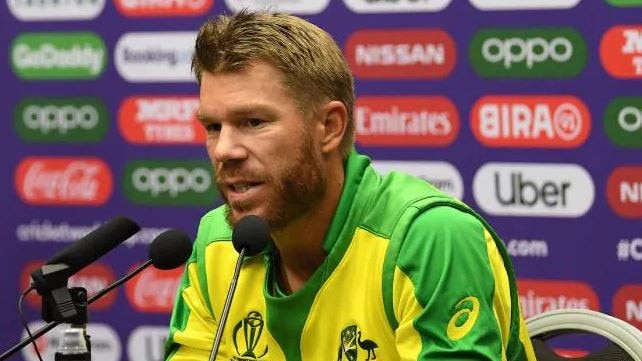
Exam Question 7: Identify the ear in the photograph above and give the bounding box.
[317,100,348,154]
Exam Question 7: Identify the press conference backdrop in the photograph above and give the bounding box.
[1,0,641,360]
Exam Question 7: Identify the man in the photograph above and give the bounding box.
[165,10,536,361]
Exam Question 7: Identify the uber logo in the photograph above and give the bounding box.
[473,162,594,217]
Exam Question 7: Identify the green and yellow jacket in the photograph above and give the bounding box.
[165,151,536,361]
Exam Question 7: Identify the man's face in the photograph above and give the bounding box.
[198,62,327,230]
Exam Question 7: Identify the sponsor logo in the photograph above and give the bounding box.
[617,238,642,261]
[123,160,217,205]
[8,0,105,21]
[471,95,590,148]
[125,265,183,313]
[606,0,642,6]
[21,261,116,310]
[355,96,459,146]
[469,0,581,10]
[127,326,169,361]
[343,0,451,13]
[371,160,463,199]
[613,285,642,329]
[469,28,586,78]
[518,279,600,319]
[473,162,594,217]
[345,30,456,79]
[11,32,106,80]
[114,31,196,82]
[225,0,330,14]
[115,0,212,17]
[334,324,378,361]
[600,25,642,78]
[15,157,112,206]
[447,296,480,341]
[506,239,549,258]
[604,97,642,148]
[118,95,205,145]
[22,322,120,361]
[607,166,642,218]
[14,97,108,143]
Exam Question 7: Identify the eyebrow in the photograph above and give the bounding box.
[197,104,279,123]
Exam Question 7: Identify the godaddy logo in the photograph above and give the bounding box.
[605,97,642,148]
[469,28,586,78]
[15,97,108,143]
[11,32,106,80]
[123,160,217,206]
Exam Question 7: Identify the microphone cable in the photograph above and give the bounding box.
[18,285,44,361]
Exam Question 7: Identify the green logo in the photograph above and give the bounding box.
[606,0,642,6]
[604,97,642,148]
[14,97,108,143]
[469,27,586,78]
[11,32,107,80]
[123,160,218,206]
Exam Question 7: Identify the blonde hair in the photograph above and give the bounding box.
[192,10,355,158]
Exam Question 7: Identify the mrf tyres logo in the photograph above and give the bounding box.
[123,160,217,205]
[11,32,106,80]
[470,0,580,10]
[607,166,642,219]
[469,27,586,78]
[604,97,642,148]
[601,25,642,78]
[371,160,464,200]
[225,0,330,14]
[343,0,451,13]
[345,29,456,79]
[473,162,594,218]
[15,97,108,143]
[8,0,105,21]
[471,95,590,148]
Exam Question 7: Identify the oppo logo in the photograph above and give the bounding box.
[470,0,581,10]
[224,0,330,14]
[343,0,451,13]
[607,166,642,219]
[604,97,642,148]
[600,25,642,78]
[127,326,169,361]
[8,0,105,21]
[473,162,594,217]
[114,32,196,82]
[371,160,463,199]
[115,0,212,16]
[471,95,590,147]
[518,279,599,319]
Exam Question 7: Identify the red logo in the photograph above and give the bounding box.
[613,284,642,329]
[518,279,600,319]
[600,25,642,78]
[355,96,459,146]
[118,95,206,145]
[345,29,456,79]
[114,0,213,17]
[607,166,642,219]
[21,261,117,310]
[471,95,590,148]
[125,265,183,313]
[15,157,112,205]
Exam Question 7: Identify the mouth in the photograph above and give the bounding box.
[223,181,265,204]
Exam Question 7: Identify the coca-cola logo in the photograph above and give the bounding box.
[125,264,183,313]
[15,157,112,205]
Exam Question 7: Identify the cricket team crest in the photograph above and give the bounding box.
[231,311,269,361]
[335,325,379,361]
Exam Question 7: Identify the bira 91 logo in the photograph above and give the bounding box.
[613,285,642,329]
[345,29,456,79]
[11,32,106,80]
[343,0,451,13]
[118,95,205,145]
[8,0,105,21]
[600,25,642,78]
[15,157,112,206]
[355,96,459,146]
[471,95,590,148]
[469,28,586,78]
[115,0,212,17]
[125,265,183,313]
[518,279,600,319]
[21,261,117,310]
[604,97,642,148]
[15,97,108,143]
[607,166,642,219]
[225,0,330,14]
[123,160,217,206]
[473,162,594,217]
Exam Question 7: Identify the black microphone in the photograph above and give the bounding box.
[209,215,271,361]
[0,228,193,361]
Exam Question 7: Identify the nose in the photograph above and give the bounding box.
[211,126,247,163]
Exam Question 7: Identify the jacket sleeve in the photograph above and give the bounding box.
[392,205,535,361]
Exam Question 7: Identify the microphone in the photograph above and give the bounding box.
[209,215,271,361]
[0,228,193,361]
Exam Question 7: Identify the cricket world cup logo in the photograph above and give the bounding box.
[232,311,268,361]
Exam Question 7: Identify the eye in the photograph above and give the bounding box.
[245,118,264,128]
[205,123,221,133]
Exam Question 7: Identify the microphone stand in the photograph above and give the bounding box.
[0,260,152,361]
